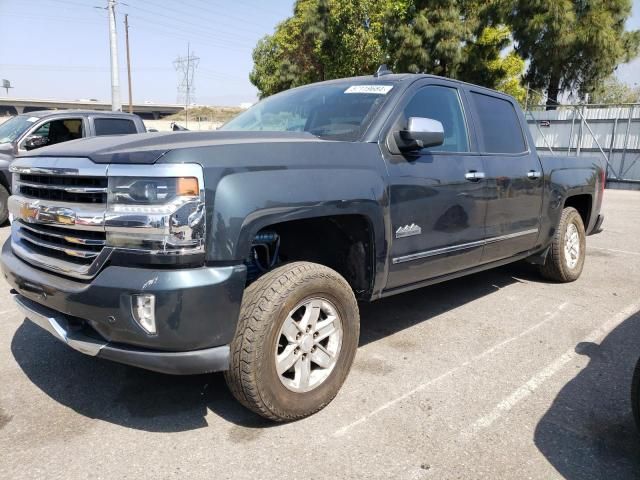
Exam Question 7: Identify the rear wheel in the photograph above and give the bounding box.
[0,184,9,225]
[224,262,360,421]
[540,207,586,282]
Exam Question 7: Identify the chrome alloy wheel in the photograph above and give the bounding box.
[564,223,580,269]
[275,297,343,393]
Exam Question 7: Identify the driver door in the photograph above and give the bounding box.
[382,82,488,291]
[18,117,86,153]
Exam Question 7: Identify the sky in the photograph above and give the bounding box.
[0,0,296,106]
[0,0,639,107]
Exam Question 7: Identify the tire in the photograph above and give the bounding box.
[0,184,8,225]
[540,207,586,282]
[224,262,360,421]
[633,357,640,434]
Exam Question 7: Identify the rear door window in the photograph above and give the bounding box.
[94,118,138,136]
[469,92,526,154]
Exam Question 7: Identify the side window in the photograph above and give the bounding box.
[94,118,137,136]
[469,92,526,154]
[29,118,83,148]
[402,85,469,152]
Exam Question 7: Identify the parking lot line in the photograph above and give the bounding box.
[459,300,640,440]
[590,246,640,256]
[333,301,570,438]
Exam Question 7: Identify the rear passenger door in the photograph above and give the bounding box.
[466,90,543,262]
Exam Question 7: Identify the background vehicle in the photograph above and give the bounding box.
[1,72,605,421]
[0,110,146,223]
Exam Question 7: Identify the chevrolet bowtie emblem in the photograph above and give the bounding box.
[395,223,422,238]
[20,203,39,222]
[19,202,76,225]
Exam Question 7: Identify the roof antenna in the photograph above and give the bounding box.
[374,64,393,77]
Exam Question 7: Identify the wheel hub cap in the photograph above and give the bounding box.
[275,297,343,393]
[564,223,580,269]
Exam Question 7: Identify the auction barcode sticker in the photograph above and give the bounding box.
[344,85,393,94]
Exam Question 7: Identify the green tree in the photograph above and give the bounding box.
[385,1,525,101]
[590,76,640,104]
[509,0,640,109]
[250,0,389,98]
[460,25,526,104]
[385,0,470,77]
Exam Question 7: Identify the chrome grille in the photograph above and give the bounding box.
[9,158,111,279]
[17,221,105,263]
[9,157,206,280]
[16,173,107,204]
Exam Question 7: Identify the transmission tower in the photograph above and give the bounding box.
[173,43,199,127]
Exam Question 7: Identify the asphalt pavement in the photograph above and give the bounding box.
[0,190,639,479]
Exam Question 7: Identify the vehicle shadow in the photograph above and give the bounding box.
[534,310,640,479]
[10,262,539,432]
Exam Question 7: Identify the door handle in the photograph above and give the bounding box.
[465,171,486,182]
[527,170,542,180]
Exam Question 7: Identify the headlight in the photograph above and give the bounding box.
[108,177,199,205]
[105,170,205,254]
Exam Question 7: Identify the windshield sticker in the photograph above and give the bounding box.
[27,117,38,122]
[344,85,393,95]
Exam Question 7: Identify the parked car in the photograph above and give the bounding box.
[1,70,605,421]
[0,110,146,223]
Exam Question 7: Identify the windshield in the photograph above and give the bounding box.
[221,82,395,141]
[0,115,38,144]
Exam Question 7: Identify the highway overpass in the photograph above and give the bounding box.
[0,98,184,119]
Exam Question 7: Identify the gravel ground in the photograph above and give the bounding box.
[0,189,639,480]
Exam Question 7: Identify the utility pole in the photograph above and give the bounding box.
[124,14,133,113]
[107,0,121,111]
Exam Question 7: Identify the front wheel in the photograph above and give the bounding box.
[224,262,360,421]
[540,207,586,282]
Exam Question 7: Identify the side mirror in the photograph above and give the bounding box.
[395,117,444,152]
[24,135,49,151]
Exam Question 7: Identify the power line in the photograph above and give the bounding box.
[123,15,251,50]
[132,0,269,37]
[174,44,200,125]
[184,0,286,29]
[119,2,257,47]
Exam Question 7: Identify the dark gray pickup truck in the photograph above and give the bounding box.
[0,110,146,224]
[1,72,604,421]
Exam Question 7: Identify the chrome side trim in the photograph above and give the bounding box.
[392,239,485,264]
[483,228,539,245]
[14,295,107,356]
[392,228,539,264]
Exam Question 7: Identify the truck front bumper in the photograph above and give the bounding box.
[1,239,246,375]
[13,294,230,374]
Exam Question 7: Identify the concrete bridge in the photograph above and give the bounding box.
[0,97,183,119]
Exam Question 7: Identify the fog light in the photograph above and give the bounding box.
[131,294,156,335]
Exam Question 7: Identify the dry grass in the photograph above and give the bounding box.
[164,106,244,123]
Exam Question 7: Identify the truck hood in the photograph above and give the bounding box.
[20,131,324,164]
